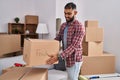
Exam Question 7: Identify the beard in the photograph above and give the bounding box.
[66,16,74,23]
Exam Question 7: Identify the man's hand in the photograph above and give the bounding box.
[47,54,58,65]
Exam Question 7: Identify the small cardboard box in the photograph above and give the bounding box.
[25,15,39,24]
[23,39,59,66]
[85,20,98,27]
[0,34,21,56]
[85,27,104,42]
[0,67,48,80]
[81,53,115,75]
[82,41,103,56]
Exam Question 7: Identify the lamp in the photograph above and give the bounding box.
[36,23,49,39]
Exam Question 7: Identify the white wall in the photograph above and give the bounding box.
[0,0,56,39]
[34,0,56,39]
[0,0,35,32]
[56,0,120,73]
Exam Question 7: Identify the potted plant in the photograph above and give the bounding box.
[14,17,20,23]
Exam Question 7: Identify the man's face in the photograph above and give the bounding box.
[64,8,77,22]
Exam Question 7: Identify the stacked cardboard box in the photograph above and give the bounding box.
[83,20,104,56]
[25,15,39,24]
[81,20,115,75]
[0,34,21,57]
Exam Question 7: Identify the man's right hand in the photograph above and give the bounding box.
[47,54,58,65]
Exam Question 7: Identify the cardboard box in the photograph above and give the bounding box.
[81,54,115,75]
[85,27,104,42]
[23,39,59,66]
[2,64,26,74]
[2,66,14,74]
[85,20,98,27]
[25,15,39,24]
[0,67,48,80]
[0,34,21,56]
[82,41,103,56]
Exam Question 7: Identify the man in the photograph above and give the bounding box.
[47,2,85,80]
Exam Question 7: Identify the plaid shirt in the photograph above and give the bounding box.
[55,19,85,67]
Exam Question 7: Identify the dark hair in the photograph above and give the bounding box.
[64,2,76,10]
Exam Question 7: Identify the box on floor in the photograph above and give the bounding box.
[2,66,14,74]
[81,53,115,75]
[0,67,48,80]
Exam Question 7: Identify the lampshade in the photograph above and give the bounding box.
[36,23,49,34]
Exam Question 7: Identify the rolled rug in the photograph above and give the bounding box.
[78,75,89,80]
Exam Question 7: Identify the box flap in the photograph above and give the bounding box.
[0,67,48,80]
[0,67,30,80]
[21,68,48,80]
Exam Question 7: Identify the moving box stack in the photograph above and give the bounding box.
[81,20,115,75]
